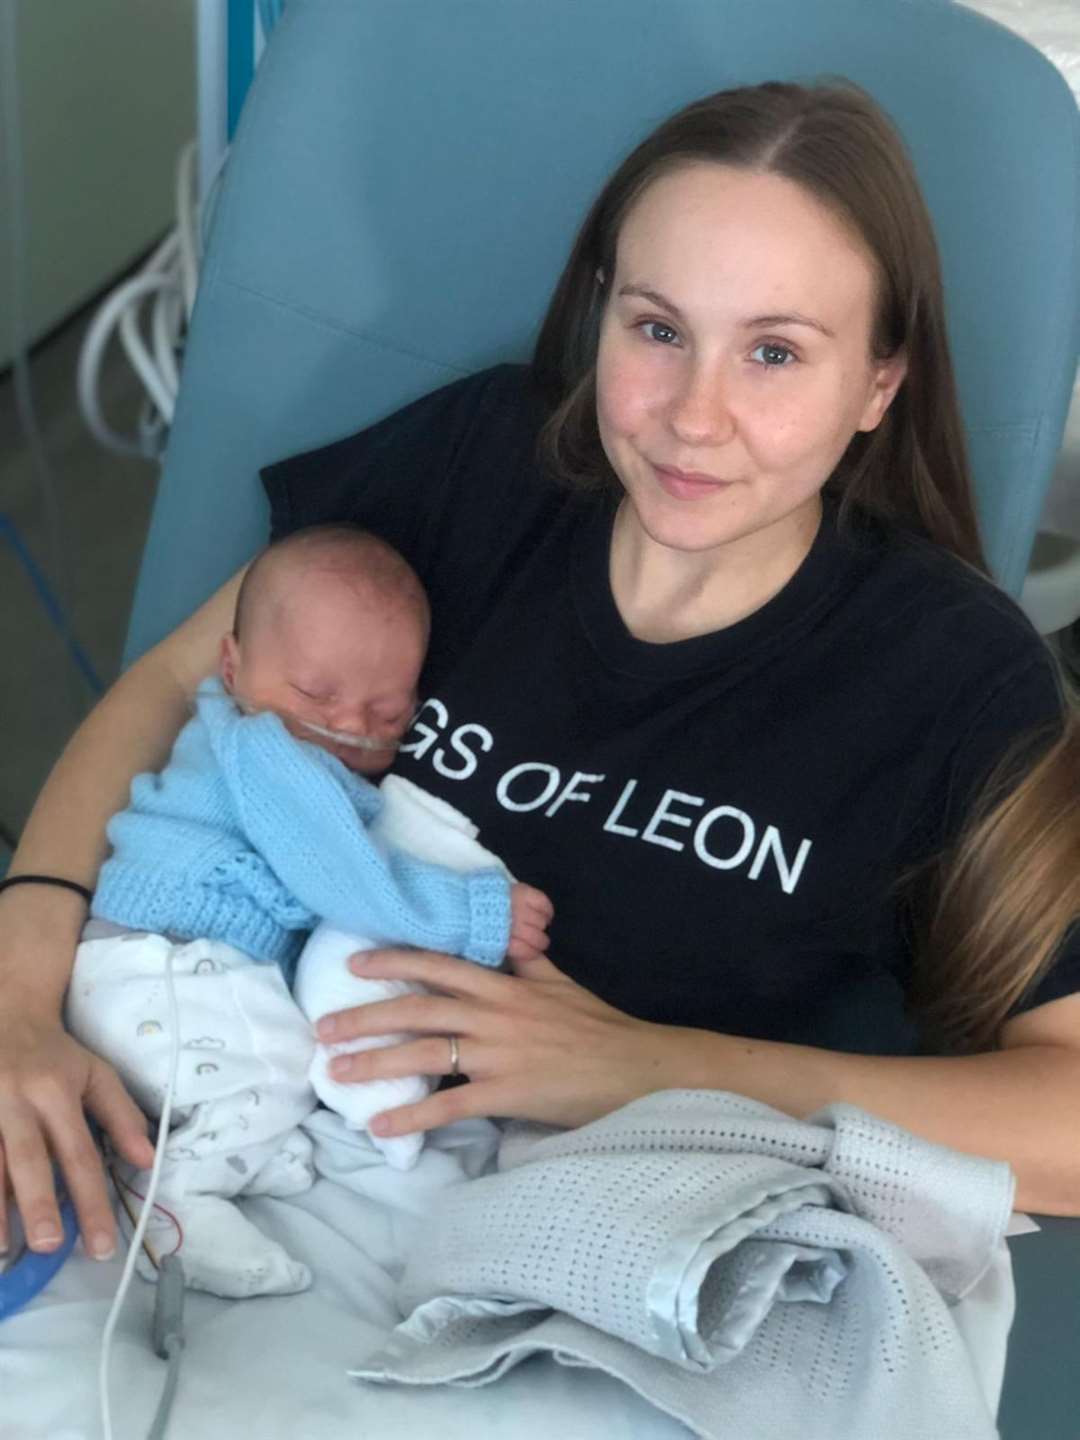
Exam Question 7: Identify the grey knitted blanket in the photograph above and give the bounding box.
[351,1089,1015,1439]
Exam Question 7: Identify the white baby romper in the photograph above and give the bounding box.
[66,775,509,1298]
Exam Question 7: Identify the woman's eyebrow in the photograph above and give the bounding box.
[616,284,834,338]
[743,311,835,339]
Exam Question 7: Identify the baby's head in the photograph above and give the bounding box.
[221,525,429,775]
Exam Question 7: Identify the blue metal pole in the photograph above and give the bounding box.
[226,0,256,139]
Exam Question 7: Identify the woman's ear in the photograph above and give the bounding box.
[857,349,908,433]
[220,632,240,691]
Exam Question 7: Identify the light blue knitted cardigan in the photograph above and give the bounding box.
[92,679,510,971]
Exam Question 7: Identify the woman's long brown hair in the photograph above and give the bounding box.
[531,79,1080,1053]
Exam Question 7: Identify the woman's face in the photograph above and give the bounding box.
[595,163,906,560]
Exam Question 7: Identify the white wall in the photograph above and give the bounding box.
[0,0,196,367]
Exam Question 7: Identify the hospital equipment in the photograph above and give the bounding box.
[96,937,187,1439]
[0,891,193,1440]
[197,0,285,207]
[0,1122,187,1437]
[75,142,201,461]
[76,1,286,461]
[235,696,410,751]
[0,1183,78,1322]
[293,722,402,752]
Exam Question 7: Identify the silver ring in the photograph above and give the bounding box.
[447,1034,461,1078]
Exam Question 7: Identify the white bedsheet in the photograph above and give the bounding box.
[0,1107,1020,1440]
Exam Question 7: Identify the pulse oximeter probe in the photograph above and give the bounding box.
[0,1185,79,1321]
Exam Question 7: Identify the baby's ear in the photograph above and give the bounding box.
[220,632,240,690]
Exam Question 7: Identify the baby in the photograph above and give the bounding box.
[65,524,551,1299]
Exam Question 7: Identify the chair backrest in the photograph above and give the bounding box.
[124,0,1080,664]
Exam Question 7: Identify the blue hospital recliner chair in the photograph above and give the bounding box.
[121,2,1080,1435]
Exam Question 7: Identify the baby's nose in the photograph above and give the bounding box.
[329,703,401,742]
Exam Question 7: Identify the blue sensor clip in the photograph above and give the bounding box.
[0,1185,79,1322]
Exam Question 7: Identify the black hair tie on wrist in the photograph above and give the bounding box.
[0,874,94,904]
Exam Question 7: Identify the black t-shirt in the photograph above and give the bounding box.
[263,363,1079,1056]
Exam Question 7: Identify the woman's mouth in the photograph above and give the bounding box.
[651,463,733,500]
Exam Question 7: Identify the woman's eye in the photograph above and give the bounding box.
[638,320,680,346]
[750,342,797,368]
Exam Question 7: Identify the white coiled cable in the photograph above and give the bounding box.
[77,140,207,460]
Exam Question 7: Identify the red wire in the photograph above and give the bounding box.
[115,1173,186,1256]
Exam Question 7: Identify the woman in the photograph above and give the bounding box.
[2,80,1079,1269]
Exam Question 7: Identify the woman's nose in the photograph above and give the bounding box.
[667,360,737,447]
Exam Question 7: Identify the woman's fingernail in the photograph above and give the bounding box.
[90,1233,116,1261]
[349,953,372,970]
[32,1225,61,1248]
[316,1017,337,1041]
[370,1116,389,1136]
[329,1057,351,1078]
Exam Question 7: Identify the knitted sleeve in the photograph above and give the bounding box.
[214,708,510,964]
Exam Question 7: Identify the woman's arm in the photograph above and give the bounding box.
[0,567,248,1257]
[312,947,1080,1218]
[660,994,1080,1217]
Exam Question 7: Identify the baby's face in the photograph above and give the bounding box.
[222,581,426,776]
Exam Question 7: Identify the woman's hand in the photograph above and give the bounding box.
[314,946,684,1136]
[0,1007,155,1259]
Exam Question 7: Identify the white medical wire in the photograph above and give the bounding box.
[119,276,182,425]
[98,946,182,1440]
[77,238,185,457]
[152,283,183,399]
[77,138,220,461]
[175,140,199,321]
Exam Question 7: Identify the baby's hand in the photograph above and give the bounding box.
[507,883,554,964]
